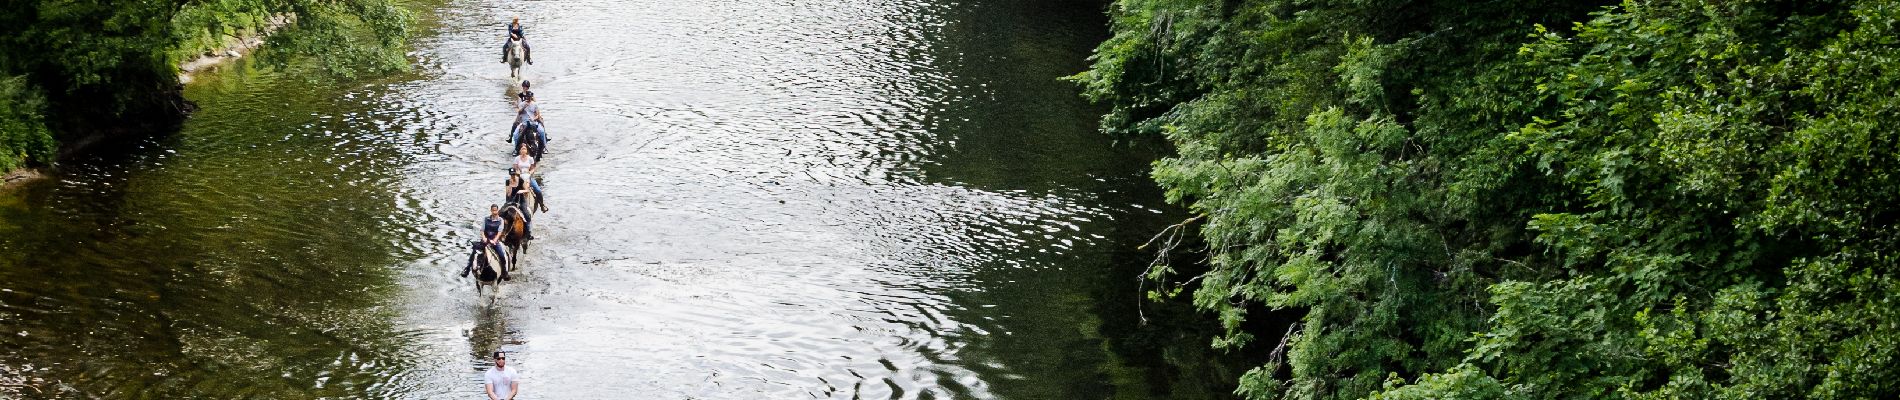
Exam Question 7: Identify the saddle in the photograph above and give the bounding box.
[473,244,502,282]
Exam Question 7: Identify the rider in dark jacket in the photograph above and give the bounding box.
[516,80,534,107]
[506,169,540,240]
[501,17,532,64]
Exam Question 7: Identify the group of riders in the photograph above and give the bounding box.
[464,17,548,286]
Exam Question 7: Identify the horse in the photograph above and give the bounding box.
[468,240,505,296]
[505,38,526,79]
[510,121,546,160]
[500,203,532,272]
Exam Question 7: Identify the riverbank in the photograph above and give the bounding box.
[0,168,41,192]
[178,15,291,85]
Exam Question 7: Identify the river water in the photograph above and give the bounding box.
[0,0,1236,398]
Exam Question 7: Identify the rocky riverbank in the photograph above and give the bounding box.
[178,15,291,84]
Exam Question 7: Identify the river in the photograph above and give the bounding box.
[0,0,1238,398]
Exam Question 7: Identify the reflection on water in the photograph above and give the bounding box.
[0,0,1236,397]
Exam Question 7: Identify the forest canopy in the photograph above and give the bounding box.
[0,0,412,171]
[1072,0,1900,398]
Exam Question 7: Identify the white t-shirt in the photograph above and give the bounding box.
[485,366,519,398]
[514,155,534,174]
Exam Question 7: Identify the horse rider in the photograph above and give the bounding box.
[511,92,549,150]
[513,144,549,211]
[466,204,510,280]
[501,17,532,65]
[506,169,542,240]
[516,80,535,107]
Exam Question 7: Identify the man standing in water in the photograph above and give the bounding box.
[485,351,520,400]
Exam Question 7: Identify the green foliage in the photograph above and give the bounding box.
[1073,0,1598,398]
[170,0,416,79]
[1076,0,1900,398]
[0,76,54,171]
[1427,1,1900,397]
[1371,365,1507,400]
[248,0,414,79]
[173,0,276,60]
[2,0,186,122]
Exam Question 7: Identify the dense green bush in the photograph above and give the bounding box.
[1074,0,1900,398]
[0,0,412,170]
[0,76,53,171]
[173,0,277,61]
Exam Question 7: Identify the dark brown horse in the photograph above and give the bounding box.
[500,203,531,271]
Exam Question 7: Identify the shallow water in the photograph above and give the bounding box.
[0,0,1225,398]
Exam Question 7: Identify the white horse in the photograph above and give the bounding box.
[505,39,526,80]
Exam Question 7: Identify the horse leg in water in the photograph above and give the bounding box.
[509,45,523,78]
[528,133,543,160]
[510,217,527,271]
[510,240,524,271]
[513,211,530,271]
[530,123,548,160]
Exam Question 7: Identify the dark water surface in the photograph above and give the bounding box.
[0,0,1230,398]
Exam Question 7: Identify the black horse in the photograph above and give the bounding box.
[510,121,547,161]
[465,239,506,296]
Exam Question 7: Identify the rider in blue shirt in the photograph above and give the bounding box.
[464,204,510,280]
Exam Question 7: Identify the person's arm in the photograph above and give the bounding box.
[509,378,519,400]
[486,381,501,400]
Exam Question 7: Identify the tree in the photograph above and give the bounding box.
[1073,0,1900,398]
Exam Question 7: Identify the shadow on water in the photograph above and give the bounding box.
[905,0,1255,398]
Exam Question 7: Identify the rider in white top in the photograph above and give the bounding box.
[514,146,535,174]
[513,145,548,213]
